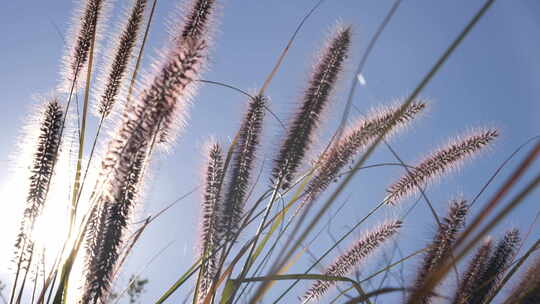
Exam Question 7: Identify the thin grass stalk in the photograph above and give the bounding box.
[126,0,159,103]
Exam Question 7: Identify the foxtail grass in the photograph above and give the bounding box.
[452,238,492,304]
[94,0,149,118]
[60,0,109,91]
[303,220,402,302]
[196,141,225,304]
[466,228,520,304]
[80,145,148,303]
[272,25,351,189]
[408,199,468,304]
[220,95,266,243]
[386,129,498,205]
[13,99,64,270]
[305,101,426,205]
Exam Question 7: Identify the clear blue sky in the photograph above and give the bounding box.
[1,1,539,303]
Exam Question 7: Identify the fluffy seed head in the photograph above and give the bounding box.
[467,228,520,304]
[197,141,224,303]
[272,25,351,189]
[219,95,266,242]
[452,238,492,304]
[60,0,109,91]
[94,0,149,117]
[410,199,468,304]
[156,0,217,145]
[14,99,63,268]
[81,145,148,304]
[385,129,498,205]
[305,101,426,204]
[304,220,401,301]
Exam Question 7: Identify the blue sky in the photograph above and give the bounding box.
[1,0,540,303]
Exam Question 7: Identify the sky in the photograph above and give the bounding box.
[1,0,540,303]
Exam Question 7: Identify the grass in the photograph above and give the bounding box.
[1,0,539,303]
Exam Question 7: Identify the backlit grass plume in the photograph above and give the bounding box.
[408,199,468,304]
[196,141,224,304]
[272,25,351,189]
[220,95,266,242]
[305,101,426,204]
[156,0,217,145]
[61,0,109,91]
[466,228,520,304]
[81,145,148,304]
[94,0,149,117]
[452,238,492,304]
[303,219,402,302]
[81,1,218,296]
[13,99,63,269]
[385,129,498,205]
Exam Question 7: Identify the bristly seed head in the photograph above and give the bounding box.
[95,0,149,117]
[13,99,63,269]
[197,140,224,303]
[409,199,468,304]
[467,228,520,304]
[452,238,492,304]
[61,0,108,91]
[80,1,219,302]
[156,0,217,145]
[385,129,498,205]
[304,101,426,205]
[81,145,148,304]
[219,95,266,242]
[272,25,351,190]
[304,219,401,302]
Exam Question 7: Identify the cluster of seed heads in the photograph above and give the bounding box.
[453,238,492,304]
[304,101,426,205]
[81,0,216,302]
[9,1,527,304]
[409,199,468,304]
[465,228,520,304]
